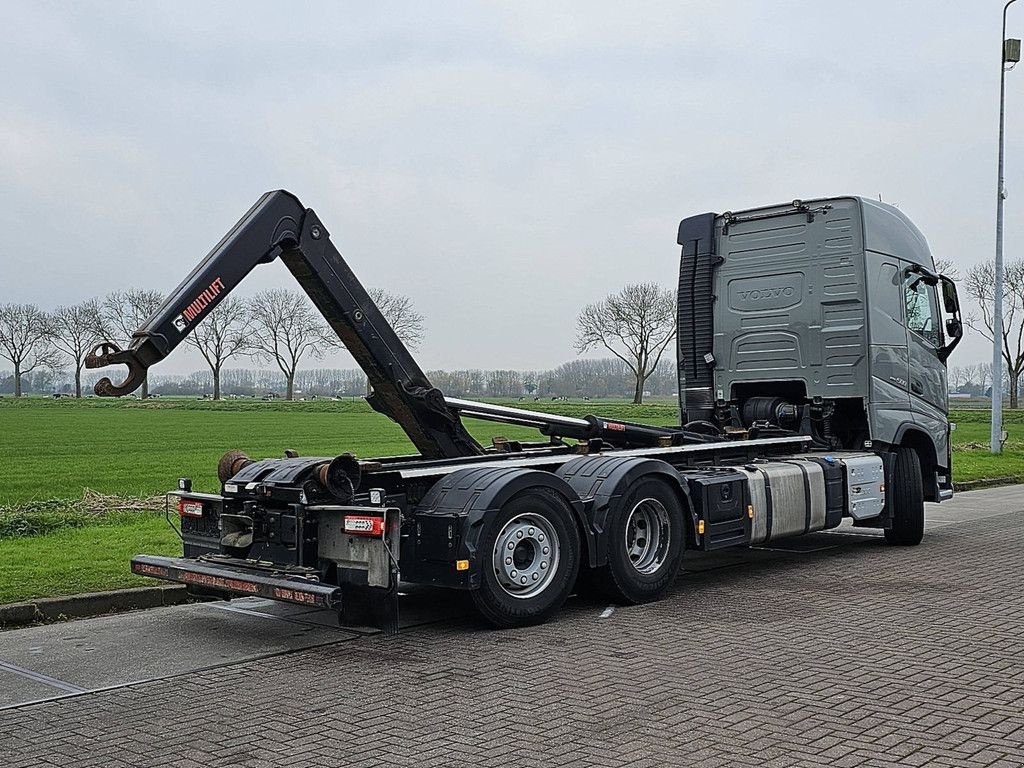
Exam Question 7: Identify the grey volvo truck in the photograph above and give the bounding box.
[89,191,962,629]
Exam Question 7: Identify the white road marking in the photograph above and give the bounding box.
[599,606,615,619]
[0,660,86,694]
[230,598,276,608]
[207,603,298,622]
[928,510,1013,523]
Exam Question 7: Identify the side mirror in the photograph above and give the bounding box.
[940,276,959,314]
[937,276,962,362]
[939,316,963,362]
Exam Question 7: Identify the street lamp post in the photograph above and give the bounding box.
[993,0,1020,454]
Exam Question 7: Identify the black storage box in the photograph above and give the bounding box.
[684,469,751,550]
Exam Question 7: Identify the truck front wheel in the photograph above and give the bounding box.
[885,447,925,546]
[593,477,686,604]
[471,488,581,628]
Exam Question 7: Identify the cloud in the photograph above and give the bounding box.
[0,0,1018,373]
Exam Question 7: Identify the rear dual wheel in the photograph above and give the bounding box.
[593,477,686,604]
[471,488,581,628]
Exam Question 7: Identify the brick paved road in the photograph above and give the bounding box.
[1,492,1022,767]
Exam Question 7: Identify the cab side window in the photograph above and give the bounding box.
[878,263,903,323]
[904,274,941,347]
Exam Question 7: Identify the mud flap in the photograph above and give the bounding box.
[337,582,399,635]
[316,507,401,634]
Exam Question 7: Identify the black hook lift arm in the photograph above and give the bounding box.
[85,190,484,460]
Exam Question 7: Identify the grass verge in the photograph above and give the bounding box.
[0,515,180,604]
[0,490,163,539]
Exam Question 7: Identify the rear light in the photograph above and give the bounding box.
[343,515,385,536]
[178,499,204,518]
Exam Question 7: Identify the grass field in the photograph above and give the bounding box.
[1,396,1021,605]
[0,397,677,505]
[937,408,1024,484]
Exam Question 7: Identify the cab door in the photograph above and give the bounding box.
[902,268,948,411]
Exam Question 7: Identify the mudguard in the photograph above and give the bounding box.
[556,456,692,566]
[411,466,589,588]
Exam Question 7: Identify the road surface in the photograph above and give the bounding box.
[1,486,1021,767]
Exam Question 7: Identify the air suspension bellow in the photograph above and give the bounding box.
[218,450,253,483]
[741,397,800,428]
[317,453,362,503]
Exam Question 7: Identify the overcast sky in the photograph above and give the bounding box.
[1,0,1019,375]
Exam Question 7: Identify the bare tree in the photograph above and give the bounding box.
[363,287,425,395]
[486,369,523,397]
[575,282,677,404]
[368,288,425,350]
[949,365,971,393]
[934,257,959,280]
[48,300,102,398]
[0,303,59,397]
[247,289,332,400]
[92,289,165,398]
[975,362,993,394]
[964,259,1024,408]
[185,297,249,400]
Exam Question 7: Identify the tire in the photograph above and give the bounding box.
[592,477,686,604]
[470,487,581,628]
[884,447,925,546]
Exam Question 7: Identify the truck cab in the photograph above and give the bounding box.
[677,196,961,503]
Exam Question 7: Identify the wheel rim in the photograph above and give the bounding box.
[624,498,671,575]
[492,512,560,599]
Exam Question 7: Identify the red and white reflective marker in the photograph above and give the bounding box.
[178,500,204,518]
[343,516,385,536]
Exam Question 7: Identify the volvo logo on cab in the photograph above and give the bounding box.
[737,286,796,301]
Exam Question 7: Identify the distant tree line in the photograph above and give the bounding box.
[946,362,1024,400]
[14,356,1013,403]
[2,357,680,400]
